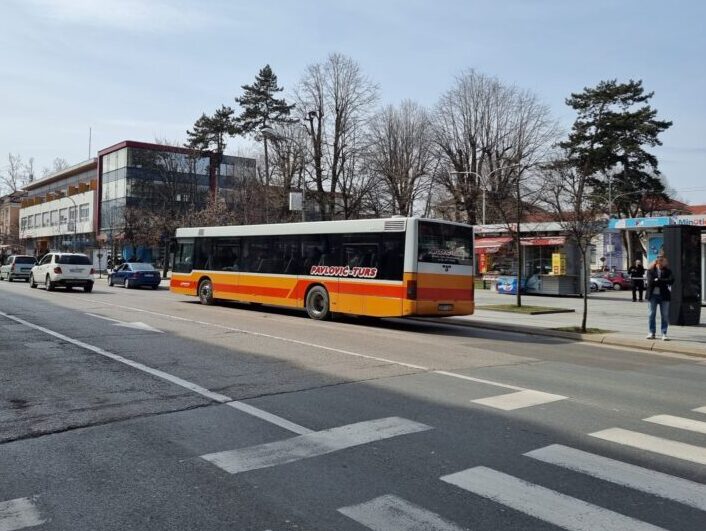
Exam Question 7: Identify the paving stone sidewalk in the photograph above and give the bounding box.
[449,288,706,357]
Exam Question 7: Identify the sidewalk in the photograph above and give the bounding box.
[444,289,706,357]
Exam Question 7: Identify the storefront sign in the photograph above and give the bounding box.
[520,237,566,246]
[551,253,567,275]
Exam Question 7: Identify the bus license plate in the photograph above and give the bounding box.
[438,304,454,311]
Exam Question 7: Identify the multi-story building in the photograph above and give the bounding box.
[0,190,25,257]
[19,159,98,260]
[16,140,257,267]
[97,140,256,263]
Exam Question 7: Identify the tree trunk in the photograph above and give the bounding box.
[515,178,522,307]
[581,247,588,333]
[162,239,170,280]
[263,138,270,223]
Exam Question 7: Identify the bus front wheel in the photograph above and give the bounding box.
[305,285,330,320]
[198,279,214,305]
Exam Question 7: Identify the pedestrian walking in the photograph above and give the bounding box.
[628,259,645,302]
[645,256,674,341]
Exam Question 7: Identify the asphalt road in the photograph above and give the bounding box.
[1,278,705,530]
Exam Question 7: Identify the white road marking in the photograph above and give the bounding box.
[525,444,706,511]
[338,494,464,531]
[226,401,313,435]
[693,406,706,414]
[90,300,569,409]
[84,313,163,333]
[590,428,706,465]
[201,416,431,474]
[0,497,45,531]
[471,389,567,410]
[441,466,664,531]
[434,370,524,391]
[90,300,429,370]
[644,414,706,435]
[0,311,231,403]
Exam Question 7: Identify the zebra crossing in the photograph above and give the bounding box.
[0,497,45,531]
[339,404,706,530]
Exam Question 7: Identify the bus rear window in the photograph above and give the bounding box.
[418,221,473,266]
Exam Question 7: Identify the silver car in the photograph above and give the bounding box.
[0,255,37,282]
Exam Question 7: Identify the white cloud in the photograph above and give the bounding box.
[20,0,219,33]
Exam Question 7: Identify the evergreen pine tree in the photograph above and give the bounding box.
[185,105,237,155]
[234,65,296,221]
[560,79,672,219]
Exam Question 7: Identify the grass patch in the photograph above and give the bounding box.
[552,326,612,334]
[478,304,575,315]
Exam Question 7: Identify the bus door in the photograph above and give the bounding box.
[209,238,240,299]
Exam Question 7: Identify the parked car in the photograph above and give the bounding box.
[601,271,632,290]
[0,255,36,282]
[29,253,94,292]
[108,262,161,289]
[589,276,613,292]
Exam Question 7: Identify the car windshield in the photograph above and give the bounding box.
[14,256,36,264]
[129,263,155,271]
[57,255,91,265]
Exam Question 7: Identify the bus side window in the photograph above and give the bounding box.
[174,241,194,273]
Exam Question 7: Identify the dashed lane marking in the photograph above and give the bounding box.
[525,444,706,512]
[86,300,571,410]
[441,466,664,531]
[0,497,45,531]
[644,414,706,435]
[338,494,464,531]
[200,416,431,474]
[590,428,706,466]
[693,406,706,414]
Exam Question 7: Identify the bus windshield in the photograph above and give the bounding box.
[418,221,473,266]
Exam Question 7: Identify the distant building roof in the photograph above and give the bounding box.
[687,204,706,215]
[22,159,97,191]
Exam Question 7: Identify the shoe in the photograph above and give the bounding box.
[662,335,669,341]
[646,334,655,340]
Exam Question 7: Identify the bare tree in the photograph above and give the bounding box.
[296,53,378,220]
[42,157,69,177]
[542,155,606,333]
[432,70,558,224]
[266,122,309,221]
[365,100,435,216]
[1,153,33,193]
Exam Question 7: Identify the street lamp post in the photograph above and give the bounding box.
[449,163,525,225]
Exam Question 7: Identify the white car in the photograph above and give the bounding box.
[0,255,37,282]
[29,252,95,292]
[590,276,613,292]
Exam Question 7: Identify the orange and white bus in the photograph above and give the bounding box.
[170,217,474,319]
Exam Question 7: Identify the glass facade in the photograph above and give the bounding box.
[100,147,216,232]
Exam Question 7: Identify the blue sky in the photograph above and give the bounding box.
[2,0,705,203]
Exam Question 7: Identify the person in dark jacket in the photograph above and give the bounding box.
[645,257,675,340]
[628,259,646,302]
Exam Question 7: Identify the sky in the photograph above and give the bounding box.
[1,0,705,203]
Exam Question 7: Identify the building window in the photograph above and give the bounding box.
[59,208,68,225]
[69,206,76,221]
[42,212,50,227]
[50,210,59,226]
[21,217,27,230]
[27,216,32,229]
[79,204,90,222]
[35,214,41,227]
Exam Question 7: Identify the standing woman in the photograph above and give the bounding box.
[645,257,675,340]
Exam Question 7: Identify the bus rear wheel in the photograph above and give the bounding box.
[305,286,330,320]
[198,279,214,305]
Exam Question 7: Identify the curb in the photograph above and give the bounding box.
[414,317,706,359]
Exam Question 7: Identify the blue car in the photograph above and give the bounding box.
[108,262,161,289]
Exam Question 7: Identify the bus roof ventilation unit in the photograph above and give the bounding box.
[384,220,406,231]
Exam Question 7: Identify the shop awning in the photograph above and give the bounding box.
[474,237,512,254]
[520,236,566,246]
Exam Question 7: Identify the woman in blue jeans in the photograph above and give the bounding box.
[645,257,675,340]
